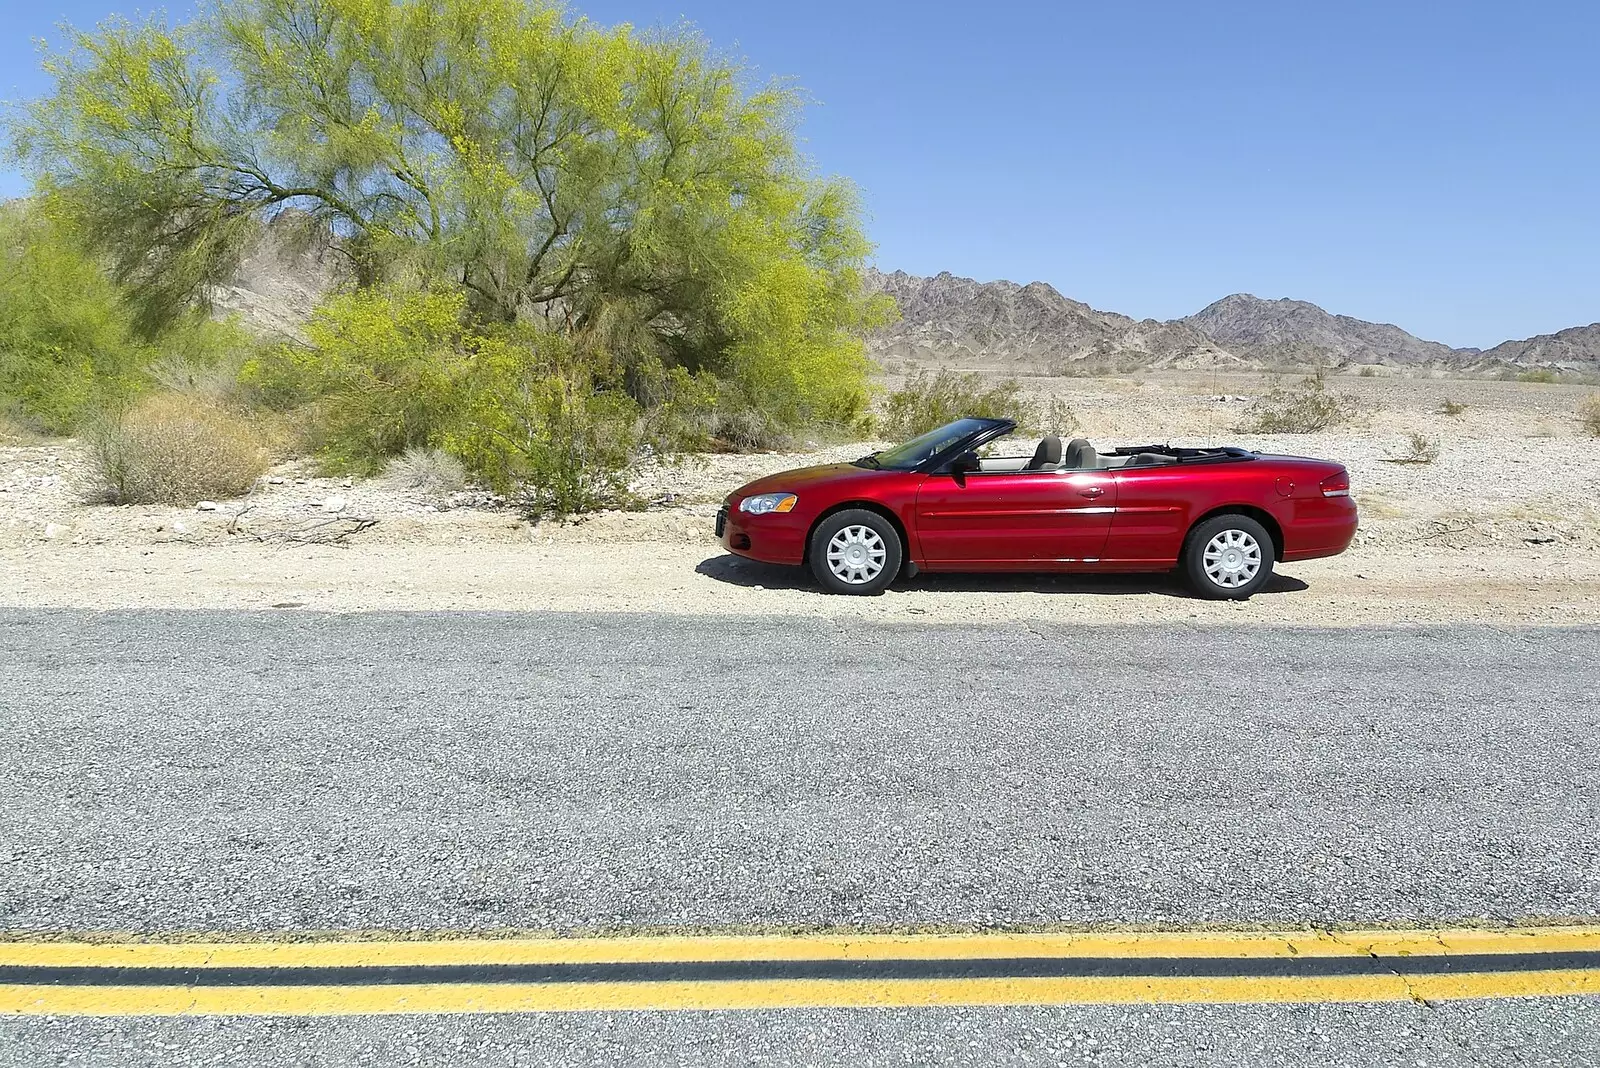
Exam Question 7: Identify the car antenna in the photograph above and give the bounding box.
[1208,360,1218,450]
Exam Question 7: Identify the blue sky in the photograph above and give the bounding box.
[3,0,1597,348]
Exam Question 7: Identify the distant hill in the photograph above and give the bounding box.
[1181,293,1471,366]
[202,222,1599,373]
[865,270,1238,372]
[865,268,1598,373]
[1478,323,1600,367]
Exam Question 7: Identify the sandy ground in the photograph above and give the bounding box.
[3,373,1597,626]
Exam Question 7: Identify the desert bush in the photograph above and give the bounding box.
[1438,399,1468,416]
[88,393,269,504]
[142,319,261,403]
[0,206,268,433]
[446,351,643,519]
[1036,395,1078,436]
[0,405,50,445]
[1242,371,1353,433]
[1386,431,1441,464]
[0,208,147,432]
[1359,365,1377,377]
[708,406,793,452]
[386,446,468,496]
[1516,368,1558,384]
[1580,395,1600,437]
[241,288,481,473]
[879,371,1036,440]
[246,289,727,517]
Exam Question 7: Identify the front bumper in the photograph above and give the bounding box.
[715,504,807,565]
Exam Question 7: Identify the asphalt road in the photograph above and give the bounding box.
[3,609,1598,1066]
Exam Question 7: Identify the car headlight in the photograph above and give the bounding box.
[739,493,798,515]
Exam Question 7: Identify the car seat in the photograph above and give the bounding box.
[1064,438,1098,470]
[1023,435,1063,471]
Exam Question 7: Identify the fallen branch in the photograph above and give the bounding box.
[245,515,379,545]
[1413,520,1474,541]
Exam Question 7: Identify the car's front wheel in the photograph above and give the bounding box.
[808,509,903,595]
[1182,514,1275,600]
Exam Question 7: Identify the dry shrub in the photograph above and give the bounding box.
[1438,399,1467,416]
[386,445,467,495]
[1036,394,1078,436]
[708,406,792,452]
[880,371,1031,439]
[1242,371,1353,433]
[1580,395,1600,437]
[89,393,270,504]
[879,370,1072,440]
[0,406,50,445]
[1385,430,1441,465]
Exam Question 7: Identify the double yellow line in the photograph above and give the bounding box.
[3,926,1599,1015]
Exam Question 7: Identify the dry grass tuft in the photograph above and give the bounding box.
[89,393,270,504]
[0,408,50,445]
[1438,399,1468,417]
[386,445,468,495]
[1384,430,1441,465]
[1580,395,1600,438]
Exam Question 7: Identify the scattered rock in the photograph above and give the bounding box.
[267,476,286,485]
[196,501,219,511]
[322,496,348,513]
[269,602,306,609]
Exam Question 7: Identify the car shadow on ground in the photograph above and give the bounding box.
[695,554,1311,599]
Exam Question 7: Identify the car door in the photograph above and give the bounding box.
[1105,465,1194,566]
[913,469,1117,569]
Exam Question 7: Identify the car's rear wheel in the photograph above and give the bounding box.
[808,509,903,596]
[1182,514,1275,600]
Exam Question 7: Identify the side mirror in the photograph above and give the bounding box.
[950,450,980,474]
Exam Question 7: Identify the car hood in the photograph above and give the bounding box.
[728,462,883,501]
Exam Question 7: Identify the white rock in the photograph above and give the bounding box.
[322,495,348,513]
[267,476,285,485]
[42,522,66,540]
[172,520,187,534]
[196,501,219,511]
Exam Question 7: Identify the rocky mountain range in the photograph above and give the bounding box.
[864,268,1599,373]
[204,222,1597,374]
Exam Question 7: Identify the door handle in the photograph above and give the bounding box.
[1079,486,1105,498]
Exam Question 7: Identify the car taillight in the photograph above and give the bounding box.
[1321,470,1351,497]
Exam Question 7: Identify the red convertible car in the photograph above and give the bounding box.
[715,417,1356,598]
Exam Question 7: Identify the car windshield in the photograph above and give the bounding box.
[858,418,995,471]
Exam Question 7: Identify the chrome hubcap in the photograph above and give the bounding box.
[826,525,887,585]
[1203,529,1262,588]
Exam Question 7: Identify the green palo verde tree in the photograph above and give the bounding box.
[11,0,894,447]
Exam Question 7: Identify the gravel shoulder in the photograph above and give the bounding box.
[2,540,1596,626]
